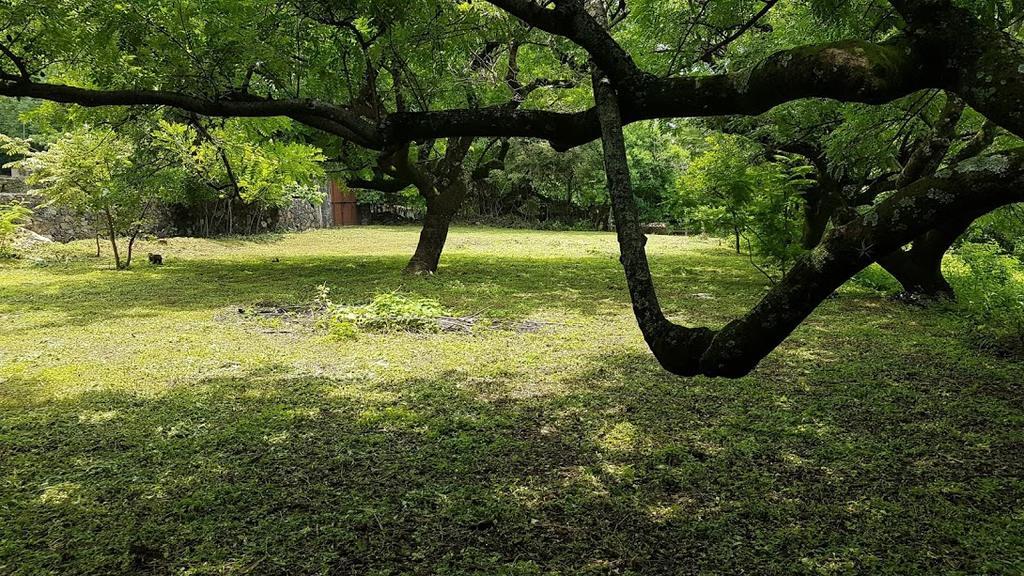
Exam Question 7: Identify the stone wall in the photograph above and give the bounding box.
[277,181,332,231]
[0,176,96,242]
[0,176,334,241]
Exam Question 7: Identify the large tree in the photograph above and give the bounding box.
[3,0,1024,376]
[722,92,1010,300]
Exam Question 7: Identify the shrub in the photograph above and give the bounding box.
[0,202,32,258]
[315,285,448,338]
[950,242,1024,353]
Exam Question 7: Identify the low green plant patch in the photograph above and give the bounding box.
[318,288,449,337]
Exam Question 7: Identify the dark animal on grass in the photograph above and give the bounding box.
[147,253,163,265]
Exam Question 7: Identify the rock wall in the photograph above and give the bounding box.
[0,176,333,241]
[0,177,96,242]
[278,197,331,231]
[277,182,332,231]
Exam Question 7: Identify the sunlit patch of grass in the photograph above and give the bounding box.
[1,226,1022,574]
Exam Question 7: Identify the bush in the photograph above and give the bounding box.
[0,202,32,258]
[949,242,1024,353]
[315,285,448,338]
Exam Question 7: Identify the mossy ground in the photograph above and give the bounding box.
[1,226,1021,575]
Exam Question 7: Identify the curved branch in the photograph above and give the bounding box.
[682,151,1024,377]
[485,0,641,82]
[593,52,1024,378]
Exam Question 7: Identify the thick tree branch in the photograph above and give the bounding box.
[3,0,1024,161]
[387,37,936,149]
[7,24,1024,154]
[485,0,641,82]
[0,81,383,149]
[592,66,717,375]
[699,151,1024,376]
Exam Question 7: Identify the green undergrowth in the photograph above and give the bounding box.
[316,287,449,338]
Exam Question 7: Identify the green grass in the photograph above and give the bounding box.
[1,226,1022,575]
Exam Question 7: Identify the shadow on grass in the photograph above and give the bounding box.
[2,348,1021,575]
[1,252,764,329]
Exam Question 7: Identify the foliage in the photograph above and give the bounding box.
[471,123,690,227]
[670,134,808,274]
[747,153,816,270]
[0,202,32,257]
[153,118,326,210]
[484,140,608,223]
[0,99,40,171]
[316,285,447,337]
[950,242,1024,352]
[1,126,176,268]
[851,263,903,293]
[965,205,1024,259]
[672,134,757,245]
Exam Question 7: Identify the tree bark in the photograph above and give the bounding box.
[878,214,974,300]
[595,62,1024,377]
[398,139,471,274]
[591,67,717,375]
[103,207,123,270]
[700,158,1024,377]
[405,194,460,274]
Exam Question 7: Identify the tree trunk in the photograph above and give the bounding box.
[125,227,141,269]
[405,204,455,274]
[879,248,953,300]
[404,179,466,274]
[594,204,611,231]
[879,218,973,300]
[103,207,123,270]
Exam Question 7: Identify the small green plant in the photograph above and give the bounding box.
[0,202,32,258]
[315,287,447,338]
[851,264,901,294]
[326,320,360,340]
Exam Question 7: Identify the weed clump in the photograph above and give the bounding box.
[314,284,447,339]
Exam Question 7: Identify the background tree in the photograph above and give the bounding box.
[2,127,178,269]
[153,117,325,235]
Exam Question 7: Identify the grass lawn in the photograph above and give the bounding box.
[1,226,1021,575]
